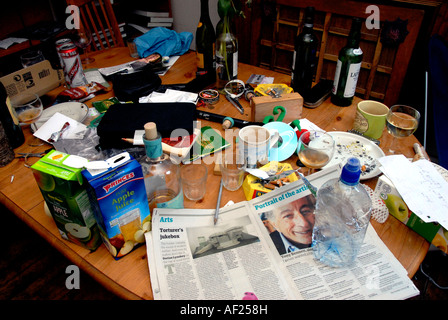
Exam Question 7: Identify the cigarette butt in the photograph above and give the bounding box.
[264,183,276,190]
[412,143,430,161]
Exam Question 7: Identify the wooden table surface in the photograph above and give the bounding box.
[1,47,429,300]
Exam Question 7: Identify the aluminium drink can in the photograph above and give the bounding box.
[59,43,87,88]
[55,38,73,50]
[55,38,73,70]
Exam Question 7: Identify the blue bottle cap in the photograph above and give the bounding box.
[340,157,361,185]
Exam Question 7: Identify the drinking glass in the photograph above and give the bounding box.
[73,27,95,65]
[297,130,335,175]
[12,94,43,125]
[219,151,245,191]
[20,50,45,68]
[385,105,420,154]
[11,94,44,146]
[181,163,208,201]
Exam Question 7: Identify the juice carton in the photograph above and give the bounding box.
[82,152,151,259]
[31,150,102,251]
[375,175,448,254]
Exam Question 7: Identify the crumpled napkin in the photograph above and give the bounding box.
[135,27,193,58]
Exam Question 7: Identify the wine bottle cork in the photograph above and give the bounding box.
[144,122,158,140]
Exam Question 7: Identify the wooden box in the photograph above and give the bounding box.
[251,92,303,123]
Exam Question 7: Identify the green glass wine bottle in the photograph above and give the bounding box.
[291,7,318,96]
[331,18,363,107]
[215,15,238,89]
[196,0,216,80]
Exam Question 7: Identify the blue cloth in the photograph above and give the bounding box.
[135,27,193,58]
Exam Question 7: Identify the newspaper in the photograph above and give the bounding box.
[145,166,419,300]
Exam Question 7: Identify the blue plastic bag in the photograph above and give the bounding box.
[135,27,193,58]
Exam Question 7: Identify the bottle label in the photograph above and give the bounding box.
[344,62,361,98]
[232,51,238,78]
[291,51,296,80]
[353,48,363,55]
[332,60,361,98]
[196,52,205,69]
[332,60,342,95]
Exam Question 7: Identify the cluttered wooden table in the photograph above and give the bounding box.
[1,46,429,300]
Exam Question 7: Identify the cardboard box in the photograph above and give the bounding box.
[82,153,151,259]
[374,175,448,253]
[242,162,299,200]
[31,150,102,251]
[0,60,64,105]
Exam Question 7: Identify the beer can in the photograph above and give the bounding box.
[55,38,73,70]
[55,38,73,50]
[59,43,87,88]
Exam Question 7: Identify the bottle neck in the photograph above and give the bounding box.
[302,23,314,34]
[200,0,211,22]
[346,19,362,48]
[144,134,163,159]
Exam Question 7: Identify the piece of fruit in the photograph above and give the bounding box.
[65,223,91,241]
[117,241,134,257]
[109,234,125,249]
[43,202,52,217]
[384,194,409,222]
[33,171,55,192]
[142,221,151,232]
[134,229,145,243]
[102,236,118,257]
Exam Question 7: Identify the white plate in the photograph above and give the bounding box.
[323,131,385,180]
[31,102,89,131]
[433,162,448,181]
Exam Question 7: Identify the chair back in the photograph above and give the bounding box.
[67,0,124,51]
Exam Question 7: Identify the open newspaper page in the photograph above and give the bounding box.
[146,203,299,300]
[146,166,419,300]
[248,167,419,300]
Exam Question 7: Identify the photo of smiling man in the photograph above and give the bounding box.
[263,195,316,255]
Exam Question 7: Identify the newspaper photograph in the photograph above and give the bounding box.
[145,166,420,300]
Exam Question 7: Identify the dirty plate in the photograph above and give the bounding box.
[323,131,385,180]
[31,102,89,131]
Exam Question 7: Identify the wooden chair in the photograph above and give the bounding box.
[66,0,124,51]
[242,0,424,106]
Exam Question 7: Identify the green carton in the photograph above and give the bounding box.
[375,175,448,254]
[31,150,102,251]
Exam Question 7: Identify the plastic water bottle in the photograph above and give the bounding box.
[312,157,372,267]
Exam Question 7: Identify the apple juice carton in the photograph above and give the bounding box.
[31,150,102,251]
[82,152,151,259]
[374,175,448,254]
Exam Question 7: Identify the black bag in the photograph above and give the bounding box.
[96,102,197,149]
[110,67,162,102]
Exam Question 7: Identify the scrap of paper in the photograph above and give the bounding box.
[379,155,448,229]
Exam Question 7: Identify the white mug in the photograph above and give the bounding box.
[238,125,279,168]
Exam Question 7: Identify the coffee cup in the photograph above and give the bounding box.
[238,125,279,168]
[353,100,389,139]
